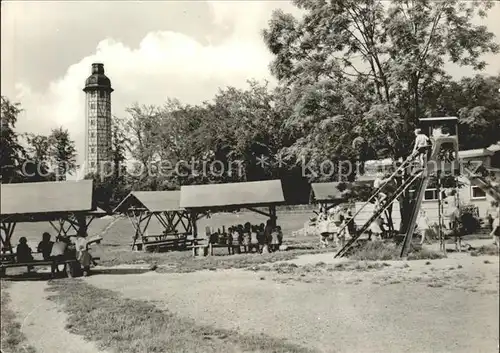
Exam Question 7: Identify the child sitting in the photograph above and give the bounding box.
[16,237,34,272]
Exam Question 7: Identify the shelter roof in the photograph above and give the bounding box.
[1,180,93,217]
[458,148,494,159]
[487,142,500,153]
[180,180,285,210]
[419,117,458,122]
[113,191,182,213]
[311,181,371,202]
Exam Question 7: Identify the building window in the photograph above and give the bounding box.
[90,120,95,125]
[424,189,439,201]
[90,103,95,109]
[91,132,95,138]
[99,91,105,98]
[91,162,95,168]
[471,186,486,199]
[90,147,95,153]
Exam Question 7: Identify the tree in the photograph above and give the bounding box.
[49,127,77,181]
[24,133,54,181]
[123,104,163,171]
[433,74,500,149]
[1,96,26,183]
[192,81,286,182]
[263,0,499,231]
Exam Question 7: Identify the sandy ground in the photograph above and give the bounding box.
[6,280,108,353]
[85,252,500,353]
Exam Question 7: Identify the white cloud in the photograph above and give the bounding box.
[13,2,292,166]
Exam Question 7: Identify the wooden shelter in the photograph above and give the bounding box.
[0,180,105,253]
[180,179,285,239]
[311,181,372,213]
[113,191,193,251]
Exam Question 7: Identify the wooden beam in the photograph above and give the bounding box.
[0,221,16,253]
[246,207,272,218]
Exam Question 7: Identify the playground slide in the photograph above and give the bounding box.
[334,169,426,258]
[399,174,430,257]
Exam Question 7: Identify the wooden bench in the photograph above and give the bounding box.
[0,257,101,277]
[144,237,192,251]
[191,239,234,256]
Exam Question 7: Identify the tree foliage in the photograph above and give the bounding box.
[48,127,77,181]
[263,0,499,164]
[1,96,26,183]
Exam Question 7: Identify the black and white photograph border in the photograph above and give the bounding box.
[1,1,499,353]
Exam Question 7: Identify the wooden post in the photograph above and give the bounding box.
[76,214,88,237]
[269,206,277,227]
[0,222,16,253]
[437,171,446,255]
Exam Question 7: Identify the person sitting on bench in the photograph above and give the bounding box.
[16,237,34,272]
[50,236,68,275]
[37,232,54,261]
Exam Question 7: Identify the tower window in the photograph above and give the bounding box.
[90,103,95,109]
[99,91,105,98]
[91,132,95,138]
[90,147,95,153]
[90,120,95,125]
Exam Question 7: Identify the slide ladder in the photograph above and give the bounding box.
[335,169,426,258]
[331,154,416,235]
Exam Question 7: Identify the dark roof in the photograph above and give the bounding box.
[180,180,285,210]
[1,180,94,216]
[311,181,373,203]
[113,191,183,213]
[311,182,350,202]
[83,63,113,92]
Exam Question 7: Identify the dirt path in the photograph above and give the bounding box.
[7,280,108,353]
[87,258,499,353]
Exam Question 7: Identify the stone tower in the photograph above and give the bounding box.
[83,63,113,175]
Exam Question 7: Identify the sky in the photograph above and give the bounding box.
[1,1,500,169]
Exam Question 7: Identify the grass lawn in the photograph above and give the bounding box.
[46,279,317,353]
[0,281,36,353]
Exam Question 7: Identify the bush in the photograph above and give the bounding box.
[349,240,445,261]
[470,245,499,257]
[459,204,482,234]
[407,248,445,260]
[350,241,400,261]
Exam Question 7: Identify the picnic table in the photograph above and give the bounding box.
[114,191,197,251]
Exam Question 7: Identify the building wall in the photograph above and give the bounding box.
[351,176,496,229]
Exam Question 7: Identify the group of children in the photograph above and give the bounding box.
[207,219,283,254]
[317,206,356,248]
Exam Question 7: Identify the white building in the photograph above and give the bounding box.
[353,143,500,227]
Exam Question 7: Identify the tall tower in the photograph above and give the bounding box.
[83,63,113,175]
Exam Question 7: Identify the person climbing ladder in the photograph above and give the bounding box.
[412,128,430,168]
